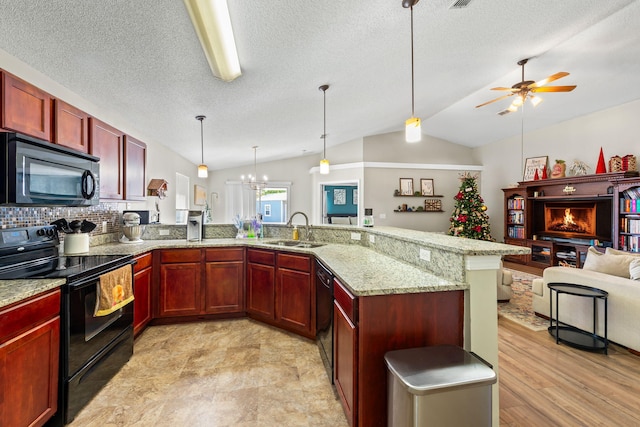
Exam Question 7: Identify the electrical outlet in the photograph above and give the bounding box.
[351,232,361,241]
[159,229,170,236]
[369,234,375,243]
[102,221,108,233]
[379,213,386,219]
[419,248,431,261]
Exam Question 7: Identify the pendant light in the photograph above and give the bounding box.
[196,115,208,178]
[241,146,268,190]
[403,0,421,143]
[319,84,330,175]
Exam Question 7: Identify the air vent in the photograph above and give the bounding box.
[449,0,473,9]
[497,109,512,116]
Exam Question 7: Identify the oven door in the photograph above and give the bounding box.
[65,278,133,377]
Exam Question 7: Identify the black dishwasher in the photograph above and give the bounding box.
[315,259,334,382]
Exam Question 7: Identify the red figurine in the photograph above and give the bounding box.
[596,147,607,174]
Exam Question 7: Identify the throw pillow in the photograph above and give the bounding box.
[583,246,635,278]
[606,247,640,257]
[631,259,640,281]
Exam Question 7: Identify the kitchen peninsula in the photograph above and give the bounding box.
[0,225,528,427]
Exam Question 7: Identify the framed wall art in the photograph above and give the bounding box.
[399,178,414,196]
[334,188,346,205]
[194,185,207,205]
[523,156,548,181]
[420,179,434,196]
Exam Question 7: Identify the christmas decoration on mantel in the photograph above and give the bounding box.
[448,173,493,241]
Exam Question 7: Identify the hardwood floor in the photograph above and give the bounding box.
[498,316,640,426]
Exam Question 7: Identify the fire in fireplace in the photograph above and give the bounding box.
[544,202,596,236]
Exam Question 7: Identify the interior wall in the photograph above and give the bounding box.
[475,98,640,242]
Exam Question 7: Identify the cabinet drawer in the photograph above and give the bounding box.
[334,278,357,324]
[278,253,311,272]
[133,252,152,272]
[206,247,244,262]
[247,248,275,265]
[0,289,61,341]
[159,249,201,263]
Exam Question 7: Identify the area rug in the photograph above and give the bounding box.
[497,269,548,331]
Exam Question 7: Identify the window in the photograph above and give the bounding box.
[225,181,291,224]
[264,204,272,216]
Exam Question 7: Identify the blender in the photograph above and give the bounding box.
[120,212,144,243]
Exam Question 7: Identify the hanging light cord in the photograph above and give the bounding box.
[410,4,415,118]
[322,87,327,157]
[200,118,205,164]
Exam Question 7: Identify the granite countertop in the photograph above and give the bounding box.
[0,237,470,309]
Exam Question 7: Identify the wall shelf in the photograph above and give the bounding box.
[393,210,444,213]
[394,195,444,198]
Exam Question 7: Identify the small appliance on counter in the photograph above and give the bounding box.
[122,210,159,224]
[51,218,96,254]
[363,208,374,227]
[187,210,204,242]
[120,212,144,243]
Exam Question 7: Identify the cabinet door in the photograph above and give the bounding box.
[334,301,357,426]
[89,117,124,200]
[246,262,276,320]
[0,316,59,427]
[205,260,245,314]
[133,266,152,336]
[1,72,51,141]
[124,135,147,201]
[276,267,312,335]
[52,98,89,153]
[158,262,202,317]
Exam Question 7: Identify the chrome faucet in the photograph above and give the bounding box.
[286,211,313,241]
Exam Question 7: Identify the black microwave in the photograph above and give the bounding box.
[1,133,100,206]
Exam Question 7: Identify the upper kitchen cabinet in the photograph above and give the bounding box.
[1,71,52,141]
[89,117,124,200]
[52,98,89,153]
[124,135,147,200]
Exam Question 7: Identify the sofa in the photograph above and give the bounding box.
[497,264,513,302]
[532,247,640,353]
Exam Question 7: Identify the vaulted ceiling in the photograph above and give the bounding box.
[0,1,638,170]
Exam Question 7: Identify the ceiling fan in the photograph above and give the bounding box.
[475,58,576,114]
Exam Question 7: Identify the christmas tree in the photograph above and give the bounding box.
[448,173,493,241]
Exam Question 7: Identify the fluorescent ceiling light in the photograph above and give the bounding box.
[184,0,241,82]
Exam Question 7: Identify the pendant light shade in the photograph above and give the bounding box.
[404,1,421,143]
[196,115,208,178]
[319,84,330,174]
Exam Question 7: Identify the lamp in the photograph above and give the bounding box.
[195,115,208,178]
[241,146,268,191]
[319,84,330,175]
[403,0,421,143]
[183,0,241,82]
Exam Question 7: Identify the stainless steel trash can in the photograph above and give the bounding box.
[384,345,497,427]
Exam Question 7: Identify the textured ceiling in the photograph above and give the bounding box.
[0,0,638,170]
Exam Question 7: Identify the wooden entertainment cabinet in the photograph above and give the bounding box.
[503,171,640,273]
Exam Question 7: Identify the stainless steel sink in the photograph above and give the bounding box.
[264,240,326,248]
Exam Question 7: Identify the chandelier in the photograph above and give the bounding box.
[241,146,268,191]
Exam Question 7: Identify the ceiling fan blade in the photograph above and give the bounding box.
[528,72,569,88]
[490,86,518,91]
[530,85,577,93]
[475,93,514,108]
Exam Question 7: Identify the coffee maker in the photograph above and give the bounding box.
[187,210,203,241]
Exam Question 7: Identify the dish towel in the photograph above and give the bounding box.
[94,264,134,317]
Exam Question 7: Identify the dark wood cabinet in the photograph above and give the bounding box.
[0,289,60,427]
[1,71,51,141]
[124,135,147,201]
[133,252,153,336]
[246,249,276,321]
[89,117,124,200]
[334,279,358,426]
[52,98,89,153]
[276,252,314,337]
[205,248,245,314]
[157,249,202,317]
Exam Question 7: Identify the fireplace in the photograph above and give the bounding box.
[532,199,612,243]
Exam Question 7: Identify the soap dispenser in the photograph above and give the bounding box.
[363,208,374,227]
[292,226,299,240]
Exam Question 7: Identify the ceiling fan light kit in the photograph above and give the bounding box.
[476,57,576,114]
[403,0,422,143]
[319,84,330,175]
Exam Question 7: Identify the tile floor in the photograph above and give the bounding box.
[69,319,349,427]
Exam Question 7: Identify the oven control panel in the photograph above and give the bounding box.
[0,225,58,247]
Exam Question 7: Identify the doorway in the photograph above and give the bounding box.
[322,183,358,225]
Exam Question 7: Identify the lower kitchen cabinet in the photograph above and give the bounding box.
[0,289,60,427]
[133,252,152,336]
[246,248,276,320]
[157,249,202,317]
[334,279,357,426]
[276,252,314,337]
[205,247,245,314]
